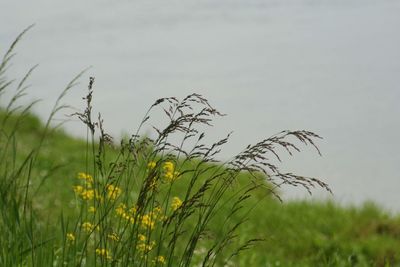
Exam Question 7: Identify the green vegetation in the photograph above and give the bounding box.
[1,27,400,267]
[2,109,400,266]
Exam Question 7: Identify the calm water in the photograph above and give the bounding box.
[1,0,400,211]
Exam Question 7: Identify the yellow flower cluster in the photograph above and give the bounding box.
[66,233,75,242]
[138,234,146,241]
[108,232,119,242]
[115,204,165,230]
[106,184,122,200]
[81,222,98,232]
[96,248,112,260]
[78,172,94,184]
[81,189,95,200]
[141,214,156,230]
[73,186,101,201]
[141,206,166,229]
[73,173,122,202]
[147,161,157,169]
[136,238,165,262]
[136,240,156,253]
[171,197,182,211]
[115,203,136,224]
[163,161,179,182]
[70,171,173,263]
[147,161,180,182]
[115,203,127,216]
[73,185,84,194]
[73,172,101,201]
[153,255,166,265]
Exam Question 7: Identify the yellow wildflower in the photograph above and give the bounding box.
[73,185,84,194]
[154,255,166,264]
[80,189,95,200]
[171,197,182,211]
[147,161,156,169]
[108,232,119,241]
[81,222,95,232]
[138,234,146,241]
[163,161,179,182]
[66,233,75,242]
[141,214,155,230]
[164,172,174,181]
[106,184,122,200]
[77,172,94,184]
[148,207,166,222]
[96,248,112,260]
[88,206,96,213]
[122,214,135,223]
[136,241,155,253]
[116,203,135,223]
[136,243,146,252]
[115,203,126,216]
[163,161,174,172]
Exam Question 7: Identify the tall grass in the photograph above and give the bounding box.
[0,28,331,266]
[0,25,88,266]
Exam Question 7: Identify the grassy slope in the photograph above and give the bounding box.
[2,111,400,267]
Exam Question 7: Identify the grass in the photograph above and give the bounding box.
[1,27,400,267]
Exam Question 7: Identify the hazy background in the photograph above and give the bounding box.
[1,0,399,211]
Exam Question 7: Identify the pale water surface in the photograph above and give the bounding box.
[1,0,400,211]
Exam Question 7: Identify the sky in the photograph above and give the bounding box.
[1,0,400,211]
